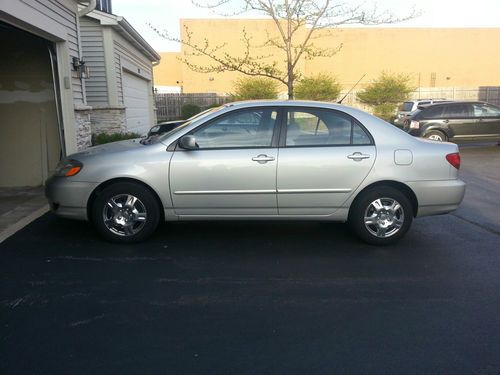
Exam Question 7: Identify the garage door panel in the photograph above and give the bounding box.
[123,71,151,134]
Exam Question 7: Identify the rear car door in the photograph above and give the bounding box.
[443,103,477,140]
[277,107,375,215]
[169,107,280,216]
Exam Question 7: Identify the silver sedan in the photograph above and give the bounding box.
[45,101,466,245]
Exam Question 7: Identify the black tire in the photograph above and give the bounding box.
[91,182,160,243]
[424,130,448,142]
[348,186,413,245]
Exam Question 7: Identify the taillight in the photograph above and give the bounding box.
[446,153,461,170]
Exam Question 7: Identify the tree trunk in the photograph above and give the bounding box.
[287,79,294,100]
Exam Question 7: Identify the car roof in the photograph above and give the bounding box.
[223,99,356,110]
[418,100,487,109]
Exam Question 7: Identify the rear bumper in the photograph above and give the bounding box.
[45,177,98,220]
[406,179,466,217]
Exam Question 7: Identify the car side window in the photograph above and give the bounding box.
[193,109,277,149]
[444,104,472,118]
[472,104,500,118]
[285,109,371,147]
[422,106,445,119]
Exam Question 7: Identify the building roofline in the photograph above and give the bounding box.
[83,8,160,62]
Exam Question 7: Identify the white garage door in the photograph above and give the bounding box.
[123,71,151,135]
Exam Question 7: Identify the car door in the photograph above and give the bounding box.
[169,107,280,216]
[277,107,376,215]
[471,103,500,140]
[443,103,478,140]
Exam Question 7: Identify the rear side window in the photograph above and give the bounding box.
[422,105,445,119]
[285,109,372,147]
[443,104,472,118]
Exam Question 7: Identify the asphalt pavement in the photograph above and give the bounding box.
[0,144,499,374]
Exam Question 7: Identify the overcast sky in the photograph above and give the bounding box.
[112,0,500,52]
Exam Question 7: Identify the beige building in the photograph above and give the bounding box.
[154,19,500,95]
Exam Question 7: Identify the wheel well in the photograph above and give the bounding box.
[423,127,449,139]
[350,181,419,217]
[86,178,165,222]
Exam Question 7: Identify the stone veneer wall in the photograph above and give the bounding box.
[89,106,127,135]
[74,106,92,151]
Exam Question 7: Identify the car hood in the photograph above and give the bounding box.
[70,139,144,159]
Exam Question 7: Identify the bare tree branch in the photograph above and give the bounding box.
[150,0,419,98]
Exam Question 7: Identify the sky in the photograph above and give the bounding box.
[112,0,500,52]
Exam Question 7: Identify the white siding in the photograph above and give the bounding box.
[113,32,153,105]
[21,0,84,104]
[80,16,108,105]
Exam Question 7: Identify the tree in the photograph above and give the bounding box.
[151,1,417,99]
[357,72,415,121]
[294,73,341,101]
[232,77,279,100]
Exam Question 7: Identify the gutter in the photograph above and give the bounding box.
[116,16,161,63]
[78,0,97,17]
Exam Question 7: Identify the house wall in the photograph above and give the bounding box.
[113,31,156,126]
[80,16,108,106]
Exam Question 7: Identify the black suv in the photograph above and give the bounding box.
[404,101,500,142]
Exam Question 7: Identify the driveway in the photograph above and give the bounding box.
[0,144,499,374]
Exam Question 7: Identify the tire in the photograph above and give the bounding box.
[91,182,160,243]
[348,187,413,245]
[424,130,447,142]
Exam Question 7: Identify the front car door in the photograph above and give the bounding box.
[169,107,280,216]
[277,107,376,215]
[471,103,500,141]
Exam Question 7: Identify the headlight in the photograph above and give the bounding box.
[54,159,83,177]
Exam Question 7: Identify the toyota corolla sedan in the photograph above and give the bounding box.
[45,101,466,245]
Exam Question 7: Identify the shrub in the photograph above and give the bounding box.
[294,74,341,101]
[92,132,141,146]
[181,103,202,119]
[357,72,415,121]
[232,77,279,100]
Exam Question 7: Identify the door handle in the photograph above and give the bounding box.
[252,154,275,164]
[347,152,370,161]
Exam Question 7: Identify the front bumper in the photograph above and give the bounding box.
[45,176,98,220]
[406,179,466,217]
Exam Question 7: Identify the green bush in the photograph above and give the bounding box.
[357,72,415,121]
[232,77,279,100]
[294,74,341,101]
[92,132,141,146]
[181,103,202,119]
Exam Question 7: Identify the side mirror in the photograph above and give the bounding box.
[178,135,198,150]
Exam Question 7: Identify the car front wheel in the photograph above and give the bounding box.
[92,182,160,243]
[349,187,413,245]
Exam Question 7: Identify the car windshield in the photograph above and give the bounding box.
[152,106,223,144]
[400,102,414,112]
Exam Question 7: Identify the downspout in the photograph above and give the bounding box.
[78,0,97,17]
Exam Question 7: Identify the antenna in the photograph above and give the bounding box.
[338,73,366,104]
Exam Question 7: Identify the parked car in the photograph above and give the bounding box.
[404,101,500,142]
[46,101,465,245]
[394,99,449,127]
[141,109,216,144]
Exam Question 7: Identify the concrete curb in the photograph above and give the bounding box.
[0,204,49,244]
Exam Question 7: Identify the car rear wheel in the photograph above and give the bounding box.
[349,187,413,245]
[92,182,160,243]
[424,130,447,142]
